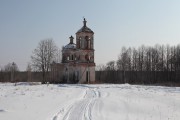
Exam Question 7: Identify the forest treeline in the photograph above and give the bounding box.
[1,44,180,86]
[96,44,180,85]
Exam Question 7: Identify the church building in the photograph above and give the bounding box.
[51,18,95,83]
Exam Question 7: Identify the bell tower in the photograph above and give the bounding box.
[76,18,95,63]
[75,18,95,83]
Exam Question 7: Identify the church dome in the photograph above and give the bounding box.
[64,43,76,49]
[64,36,76,49]
[76,18,94,34]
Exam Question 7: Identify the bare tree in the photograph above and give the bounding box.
[4,63,13,72]
[95,64,106,71]
[26,63,32,82]
[53,47,62,63]
[117,47,129,71]
[106,60,116,71]
[31,39,58,83]
[1,62,19,83]
[132,48,138,71]
[117,47,133,83]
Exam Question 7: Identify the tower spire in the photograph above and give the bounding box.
[83,17,87,27]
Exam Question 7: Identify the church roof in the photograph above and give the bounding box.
[64,43,76,49]
[76,18,94,34]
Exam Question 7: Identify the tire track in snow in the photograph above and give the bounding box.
[63,88,100,120]
[52,87,101,120]
[51,89,87,120]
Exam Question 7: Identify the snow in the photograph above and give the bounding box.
[0,83,180,120]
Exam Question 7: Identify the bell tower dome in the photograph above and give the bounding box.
[75,18,95,64]
[76,18,94,50]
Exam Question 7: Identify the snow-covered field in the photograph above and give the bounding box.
[0,83,180,120]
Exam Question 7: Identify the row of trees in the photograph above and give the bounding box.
[1,62,19,72]
[97,44,180,71]
[1,39,179,85]
[96,44,180,84]
[0,62,19,82]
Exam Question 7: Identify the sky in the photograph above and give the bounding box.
[0,0,180,71]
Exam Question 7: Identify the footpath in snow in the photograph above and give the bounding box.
[0,83,180,120]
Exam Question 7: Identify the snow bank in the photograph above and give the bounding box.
[0,83,180,120]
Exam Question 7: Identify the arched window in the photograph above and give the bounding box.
[79,40,81,48]
[85,54,90,61]
[62,55,65,62]
[71,55,74,60]
[79,37,81,48]
[74,55,76,60]
[88,39,91,49]
[85,36,89,49]
[67,56,69,61]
